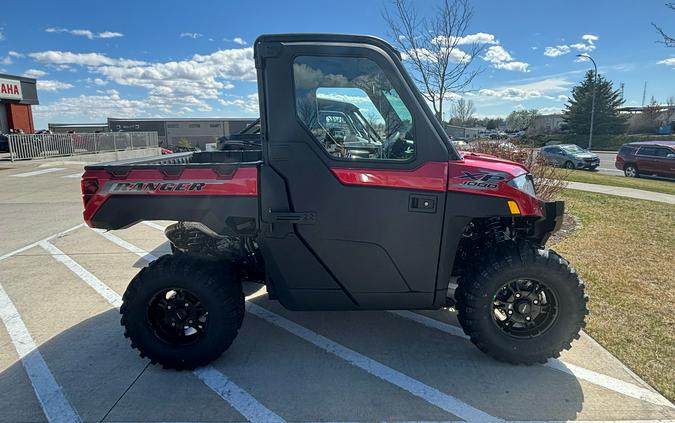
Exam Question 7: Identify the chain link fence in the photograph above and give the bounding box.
[7,132,159,161]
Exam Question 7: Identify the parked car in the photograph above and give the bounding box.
[540,144,599,170]
[615,141,675,178]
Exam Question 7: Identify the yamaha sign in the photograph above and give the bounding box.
[0,78,23,101]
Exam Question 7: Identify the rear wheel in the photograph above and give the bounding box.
[121,254,244,370]
[456,240,587,364]
[624,164,639,178]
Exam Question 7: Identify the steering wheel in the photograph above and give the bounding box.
[383,131,406,159]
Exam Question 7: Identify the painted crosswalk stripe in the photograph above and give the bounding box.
[388,310,675,410]
[63,172,84,178]
[10,168,66,177]
[0,283,82,423]
[0,223,85,262]
[40,240,285,423]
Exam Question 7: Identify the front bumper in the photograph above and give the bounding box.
[529,201,565,246]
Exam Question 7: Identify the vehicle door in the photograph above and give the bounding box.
[652,147,675,176]
[546,146,565,166]
[255,34,452,309]
[636,146,658,174]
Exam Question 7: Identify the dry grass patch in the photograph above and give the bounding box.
[550,189,675,401]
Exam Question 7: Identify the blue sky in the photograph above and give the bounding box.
[1,0,674,129]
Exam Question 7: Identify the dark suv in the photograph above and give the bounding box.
[615,141,675,178]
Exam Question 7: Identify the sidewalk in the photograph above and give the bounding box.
[566,181,675,204]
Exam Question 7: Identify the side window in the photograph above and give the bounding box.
[654,147,671,158]
[293,55,415,161]
[637,147,656,156]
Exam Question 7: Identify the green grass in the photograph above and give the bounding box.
[561,169,675,196]
[550,189,675,401]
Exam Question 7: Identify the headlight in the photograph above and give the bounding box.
[508,174,536,197]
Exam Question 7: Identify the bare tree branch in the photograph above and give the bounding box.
[383,0,484,120]
[653,2,675,47]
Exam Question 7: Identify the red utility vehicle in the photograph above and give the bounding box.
[82,34,587,370]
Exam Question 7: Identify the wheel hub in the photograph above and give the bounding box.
[147,288,208,345]
[492,279,559,338]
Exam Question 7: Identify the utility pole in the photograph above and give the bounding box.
[577,54,597,150]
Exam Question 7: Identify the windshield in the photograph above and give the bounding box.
[561,145,586,153]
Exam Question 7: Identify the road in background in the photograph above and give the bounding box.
[592,151,623,176]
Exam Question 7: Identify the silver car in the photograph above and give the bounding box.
[540,144,599,170]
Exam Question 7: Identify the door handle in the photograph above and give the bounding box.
[409,194,437,213]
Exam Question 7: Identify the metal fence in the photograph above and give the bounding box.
[7,132,159,161]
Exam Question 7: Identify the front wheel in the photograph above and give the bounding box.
[121,254,244,370]
[564,161,575,169]
[456,241,587,364]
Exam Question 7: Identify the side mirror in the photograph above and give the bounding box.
[667,153,675,159]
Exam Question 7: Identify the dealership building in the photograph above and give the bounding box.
[49,117,255,149]
[0,73,39,133]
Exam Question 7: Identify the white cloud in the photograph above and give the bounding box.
[484,46,513,63]
[0,29,4,41]
[544,35,598,57]
[233,37,247,45]
[180,32,203,39]
[0,56,12,65]
[8,51,23,58]
[432,32,498,46]
[93,78,108,85]
[657,57,675,67]
[45,27,124,39]
[407,47,471,64]
[483,45,529,72]
[544,45,571,57]
[538,106,563,115]
[557,94,569,101]
[22,69,48,78]
[218,93,259,113]
[28,51,146,67]
[98,31,123,39]
[582,34,598,44]
[476,78,572,102]
[493,61,530,72]
[37,80,74,91]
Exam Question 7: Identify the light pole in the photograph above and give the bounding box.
[577,53,597,150]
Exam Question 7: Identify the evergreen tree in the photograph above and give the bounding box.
[563,70,628,135]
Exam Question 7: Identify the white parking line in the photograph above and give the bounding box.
[389,311,675,410]
[10,168,66,177]
[63,172,84,179]
[0,283,82,423]
[92,229,158,262]
[0,223,85,262]
[246,302,500,422]
[40,240,285,423]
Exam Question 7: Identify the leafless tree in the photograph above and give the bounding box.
[383,0,484,120]
[653,2,675,47]
[449,98,475,125]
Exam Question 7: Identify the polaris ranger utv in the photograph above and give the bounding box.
[82,33,587,370]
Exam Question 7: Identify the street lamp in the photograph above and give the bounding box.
[577,53,597,150]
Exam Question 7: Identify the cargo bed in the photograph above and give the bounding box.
[81,150,261,235]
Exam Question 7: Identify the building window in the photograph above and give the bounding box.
[167,123,179,128]
[189,123,201,128]
[209,123,221,128]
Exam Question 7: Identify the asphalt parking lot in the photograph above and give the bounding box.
[593,151,623,175]
[1,161,674,423]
